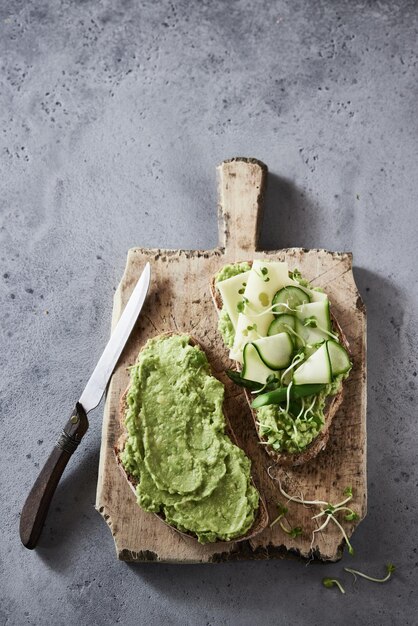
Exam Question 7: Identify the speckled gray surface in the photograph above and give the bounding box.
[1,1,417,624]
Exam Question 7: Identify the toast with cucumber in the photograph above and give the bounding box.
[211,261,352,467]
[115,332,268,544]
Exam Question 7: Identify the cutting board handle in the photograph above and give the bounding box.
[217,157,267,257]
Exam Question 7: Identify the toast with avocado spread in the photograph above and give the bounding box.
[115,333,268,543]
[211,261,352,467]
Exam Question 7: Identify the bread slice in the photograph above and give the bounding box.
[210,265,351,467]
[115,332,269,543]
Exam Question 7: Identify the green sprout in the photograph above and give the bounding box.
[251,373,279,395]
[269,502,288,528]
[284,525,303,538]
[322,578,345,594]
[302,316,338,340]
[236,297,249,313]
[254,267,270,282]
[344,563,395,584]
[272,479,359,556]
[270,503,303,538]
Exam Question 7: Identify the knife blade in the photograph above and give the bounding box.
[80,261,151,413]
[19,262,151,549]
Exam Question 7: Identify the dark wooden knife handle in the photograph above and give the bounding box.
[19,402,89,549]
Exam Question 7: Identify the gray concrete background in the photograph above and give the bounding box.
[1,1,417,624]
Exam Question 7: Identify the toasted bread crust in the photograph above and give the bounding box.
[115,331,269,543]
[210,263,351,467]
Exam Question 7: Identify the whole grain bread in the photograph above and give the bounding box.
[115,332,269,543]
[210,265,351,467]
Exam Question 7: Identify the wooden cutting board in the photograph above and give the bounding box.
[95,157,367,563]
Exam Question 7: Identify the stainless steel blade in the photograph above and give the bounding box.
[79,262,151,413]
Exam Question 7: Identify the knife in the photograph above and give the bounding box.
[19,262,151,549]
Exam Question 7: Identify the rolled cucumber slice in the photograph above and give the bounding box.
[327,340,351,376]
[293,343,332,385]
[272,286,310,315]
[242,343,276,384]
[295,300,332,345]
[267,314,296,336]
[252,332,294,370]
[296,300,331,331]
[308,289,328,303]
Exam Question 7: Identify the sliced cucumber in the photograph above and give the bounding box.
[296,300,331,329]
[225,369,263,391]
[308,288,328,303]
[295,300,332,345]
[288,277,328,303]
[326,340,351,376]
[293,343,332,385]
[267,314,296,336]
[242,343,276,384]
[303,341,325,359]
[252,332,294,370]
[272,286,310,315]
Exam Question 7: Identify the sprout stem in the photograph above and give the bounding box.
[277,479,329,507]
[322,578,346,594]
[344,564,395,583]
[329,515,354,555]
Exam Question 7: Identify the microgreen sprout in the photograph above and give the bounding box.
[283,525,303,538]
[270,502,288,527]
[241,302,298,318]
[270,503,303,538]
[322,578,345,594]
[280,352,305,384]
[282,324,307,347]
[242,322,261,338]
[254,266,270,282]
[251,374,279,395]
[302,316,338,340]
[268,478,359,556]
[236,297,249,313]
[344,563,395,584]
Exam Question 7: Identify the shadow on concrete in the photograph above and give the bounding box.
[258,172,320,250]
[348,267,406,556]
[34,444,101,571]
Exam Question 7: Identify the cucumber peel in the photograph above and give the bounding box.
[272,286,311,315]
[252,333,293,370]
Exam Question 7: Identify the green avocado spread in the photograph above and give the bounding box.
[256,376,346,453]
[120,334,259,543]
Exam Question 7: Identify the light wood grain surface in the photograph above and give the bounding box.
[95,158,367,563]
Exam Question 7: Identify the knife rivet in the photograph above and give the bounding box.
[70,415,79,424]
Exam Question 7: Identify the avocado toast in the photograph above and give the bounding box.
[115,332,268,543]
[211,260,352,467]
